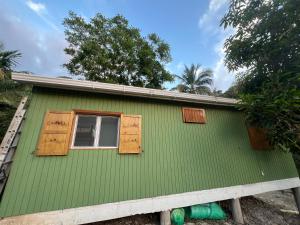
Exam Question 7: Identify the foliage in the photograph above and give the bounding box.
[63,12,173,89]
[240,72,300,152]
[222,85,239,98]
[210,88,223,97]
[223,72,250,98]
[0,43,31,142]
[221,0,300,152]
[0,43,21,79]
[0,80,31,141]
[171,64,213,95]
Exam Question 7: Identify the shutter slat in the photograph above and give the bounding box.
[36,111,74,156]
[119,114,142,154]
[182,108,206,124]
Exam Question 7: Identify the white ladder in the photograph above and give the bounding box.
[0,96,27,195]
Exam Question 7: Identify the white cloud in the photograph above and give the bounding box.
[199,0,228,32]
[212,38,234,91]
[198,0,236,92]
[212,27,247,92]
[0,8,69,76]
[209,0,228,11]
[176,62,184,71]
[25,0,58,31]
[213,26,236,90]
[26,0,46,15]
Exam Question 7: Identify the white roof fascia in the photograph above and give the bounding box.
[12,73,239,107]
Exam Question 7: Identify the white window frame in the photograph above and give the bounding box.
[71,114,120,149]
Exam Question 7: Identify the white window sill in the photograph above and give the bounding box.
[71,147,118,150]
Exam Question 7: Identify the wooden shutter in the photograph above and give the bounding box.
[119,114,142,154]
[247,127,271,150]
[36,111,74,156]
[182,107,206,124]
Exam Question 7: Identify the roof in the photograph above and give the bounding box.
[12,73,238,107]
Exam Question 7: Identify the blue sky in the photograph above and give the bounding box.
[0,0,235,91]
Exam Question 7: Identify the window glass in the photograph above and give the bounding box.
[74,116,96,146]
[99,116,119,147]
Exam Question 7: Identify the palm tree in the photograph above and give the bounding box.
[0,43,30,142]
[0,43,21,79]
[171,64,213,95]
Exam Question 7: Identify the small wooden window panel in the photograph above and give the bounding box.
[71,114,120,149]
[182,107,206,124]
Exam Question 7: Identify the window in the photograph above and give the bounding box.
[72,114,120,148]
[182,107,206,124]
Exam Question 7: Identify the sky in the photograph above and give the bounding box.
[0,0,235,91]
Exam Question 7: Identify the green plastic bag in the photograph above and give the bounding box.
[171,208,185,225]
[209,203,226,219]
[186,203,226,220]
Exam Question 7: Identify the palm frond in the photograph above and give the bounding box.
[171,84,189,93]
[174,74,185,81]
[0,50,21,72]
[197,69,213,79]
[175,63,214,95]
[196,78,213,86]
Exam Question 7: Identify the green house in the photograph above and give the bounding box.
[0,73,299,224]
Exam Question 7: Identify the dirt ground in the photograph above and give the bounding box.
[87,190,299,225]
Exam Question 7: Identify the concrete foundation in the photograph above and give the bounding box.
[160,210,171,225]
[292,187,300,212]
[230,198,244,224]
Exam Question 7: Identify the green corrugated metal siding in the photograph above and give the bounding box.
[0,88,298,217]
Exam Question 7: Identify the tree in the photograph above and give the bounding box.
[221,0,300,152]
[223,72,249,98]
[0,43,21,79]
[63,12,173,89]
[0,43,30,142]
[171,64,213,94]
[223,85,238,98]
[211,88,223,97]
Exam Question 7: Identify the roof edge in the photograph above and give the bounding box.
[12,73,239,107]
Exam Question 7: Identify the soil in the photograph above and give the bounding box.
[87,190,300,225]
[86,213,160,225]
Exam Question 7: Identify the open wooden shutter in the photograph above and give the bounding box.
[119,114,142,154]
[247,126,271,150]
[182,107,206,124]
[36,111,74,156]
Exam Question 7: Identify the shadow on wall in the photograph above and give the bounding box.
[292,153,300,176]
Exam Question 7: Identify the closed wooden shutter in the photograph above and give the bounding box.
[36,111,74,156]
[119,114,142,154]
[182,107,206,124]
